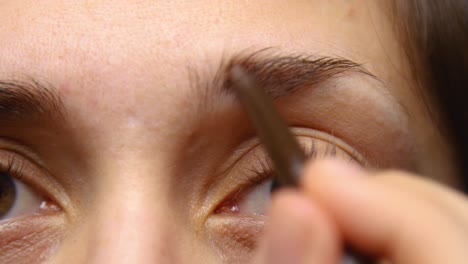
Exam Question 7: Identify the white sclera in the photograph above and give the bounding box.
[1,178,43,221]
[237,180,274,215]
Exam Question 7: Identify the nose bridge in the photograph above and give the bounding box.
[88,196,172,263]
[84,164,180,264]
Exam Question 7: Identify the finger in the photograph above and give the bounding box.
[253,190,340,264]
[370,170,468,225]
[301,160,468,264]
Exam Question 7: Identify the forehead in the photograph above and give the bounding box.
[0,0,393,72]
[0,1,403,125]
[0,1,455,182]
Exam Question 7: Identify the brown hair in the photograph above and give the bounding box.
[395,1,468,190]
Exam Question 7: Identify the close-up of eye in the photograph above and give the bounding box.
[205,130,365,260]
[0,171,44,220]
[214,131,363,217]
[0,157,59,222]
[0,152,65,262]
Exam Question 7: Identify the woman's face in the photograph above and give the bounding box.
[0,0,457,263]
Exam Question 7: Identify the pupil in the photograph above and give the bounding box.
[0,172,16,218]
[270,178,280,193]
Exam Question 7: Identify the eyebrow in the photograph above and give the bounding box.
[0,52,376,122]
[194,50,378,108]
[0,79,65,121]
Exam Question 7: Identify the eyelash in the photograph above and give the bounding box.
[253,138,345,181]
[215,138,344,214]
[0,154,26,182]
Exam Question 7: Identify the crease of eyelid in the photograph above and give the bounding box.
[292,129,368,166]
[218,128,367,182]
[0,139,72,219]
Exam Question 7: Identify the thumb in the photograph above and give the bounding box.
[302,159,468,263]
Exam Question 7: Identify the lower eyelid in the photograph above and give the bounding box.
[0,214,64,262]
[206,214,267,256]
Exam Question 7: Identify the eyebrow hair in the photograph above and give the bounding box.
[0,79,65,121]
[191,49,380,113]
[220,50,377,99]
[0,52,375,123]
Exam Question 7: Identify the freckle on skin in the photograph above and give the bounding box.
[347,8,356,19]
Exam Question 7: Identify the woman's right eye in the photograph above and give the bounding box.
[0,165,57,221]
[0,172,43,220]
[0,153,66,262]
[0,171,16,217]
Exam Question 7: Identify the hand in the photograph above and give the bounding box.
[253,160,468,263]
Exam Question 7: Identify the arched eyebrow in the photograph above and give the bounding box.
[221,51,379,98]
[191,51,381,111]
[0,79,65,122]
[0,53,379,122]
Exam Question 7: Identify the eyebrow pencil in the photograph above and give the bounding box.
[229,65,374,264]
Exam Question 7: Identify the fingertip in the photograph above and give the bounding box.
[257,190,340,264]
[304,159,366,178]
[301,159,368,190]
[299,159,380,254]
[269,189,315,219]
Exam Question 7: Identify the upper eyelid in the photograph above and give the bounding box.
[219,127,366,176]
[291,128,367,165]
[208,128,365,207]
[231,134,362,179]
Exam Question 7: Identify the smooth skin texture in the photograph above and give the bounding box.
[0,0,465,263]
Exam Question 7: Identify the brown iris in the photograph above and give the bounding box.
[0,173,16,218]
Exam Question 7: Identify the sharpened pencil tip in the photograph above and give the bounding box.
[229,64,256,95]
[229,65,246,85]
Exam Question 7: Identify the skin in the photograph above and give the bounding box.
[255,161,468,263]
[0,0,465,263]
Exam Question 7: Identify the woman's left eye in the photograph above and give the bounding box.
[216,179,274,215]
[214,132,364,216]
